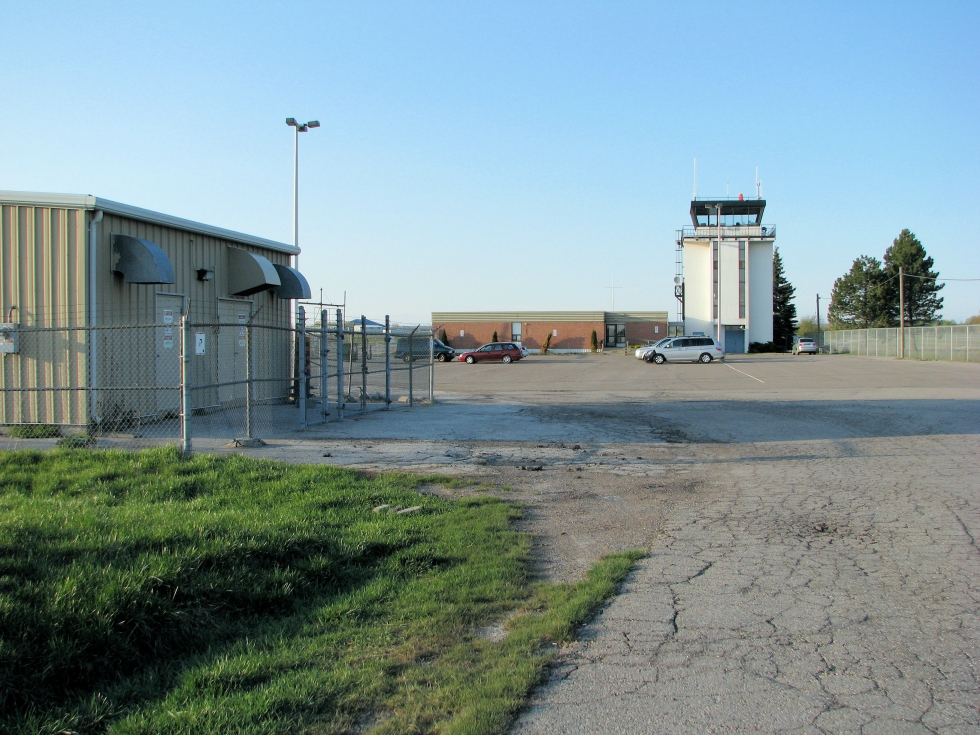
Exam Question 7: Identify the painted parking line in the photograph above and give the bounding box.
[725,363,765,383]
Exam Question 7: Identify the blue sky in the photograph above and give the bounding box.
[2,1,978,323]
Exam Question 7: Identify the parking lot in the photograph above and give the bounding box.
[230,352,980,733]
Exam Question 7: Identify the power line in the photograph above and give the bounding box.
[900,273,980,282]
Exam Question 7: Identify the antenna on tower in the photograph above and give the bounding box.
[693,157,697,200]
[755,166,761,199]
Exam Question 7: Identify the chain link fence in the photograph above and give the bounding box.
[807,325,979,362]
[0,308,434,451]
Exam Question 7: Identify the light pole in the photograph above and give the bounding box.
[285,117,319,271]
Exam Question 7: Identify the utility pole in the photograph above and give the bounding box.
[899,267,905,358]
[816,294,821,351]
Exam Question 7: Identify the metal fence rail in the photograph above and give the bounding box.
[0,308,434,451]
[807,325,978,362]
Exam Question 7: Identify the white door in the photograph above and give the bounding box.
[218,300,251,406]
[156,294,184,415]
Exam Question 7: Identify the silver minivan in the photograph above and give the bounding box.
[649,336,725,364]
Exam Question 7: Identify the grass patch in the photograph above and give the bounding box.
[0,448,641,734]
[56,434,97,449]
[7,423,61,438]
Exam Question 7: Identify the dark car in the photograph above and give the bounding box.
[395,336,455,362]
[456,342,523,364]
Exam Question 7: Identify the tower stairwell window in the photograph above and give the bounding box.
[738,240,746,319]
[713,240,719,319]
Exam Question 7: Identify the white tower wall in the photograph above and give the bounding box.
[748,242,774,345]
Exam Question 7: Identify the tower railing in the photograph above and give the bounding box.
[681,225,776,239]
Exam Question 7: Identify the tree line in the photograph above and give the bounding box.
[827,229,943,328]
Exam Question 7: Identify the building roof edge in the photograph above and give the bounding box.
[0,190,299,255]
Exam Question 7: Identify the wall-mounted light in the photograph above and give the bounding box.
[197,268,214,281]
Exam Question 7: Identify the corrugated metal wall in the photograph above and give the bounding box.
[0,204,88,326]
[95,212,294,417]
[0,204,297,426]
[0,204,89,424]
[96,211,292,327]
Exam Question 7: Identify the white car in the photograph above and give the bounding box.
[635,338,670,360]
[794,338,819,355]
[518,344,530,358]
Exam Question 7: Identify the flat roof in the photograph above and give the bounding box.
[432,311,669,323]
[0,191,298,255]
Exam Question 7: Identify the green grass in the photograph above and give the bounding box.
[0,448,642,734]
[7,423,61,438]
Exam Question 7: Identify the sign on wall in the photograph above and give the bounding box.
[195,333,206,355]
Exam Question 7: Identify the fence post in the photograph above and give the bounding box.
[360,315,367,413]
[429,330,434,403]
[385,315,391,408]
[320,310,329,419]
[408,326,418,406]
[299,306,307,430]
[336,309,345,419]
[180,314,191,454]
[245,322,253,439]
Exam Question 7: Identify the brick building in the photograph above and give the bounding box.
[431,312,669,353]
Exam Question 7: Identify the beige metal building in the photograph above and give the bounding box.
[0,191,310,427]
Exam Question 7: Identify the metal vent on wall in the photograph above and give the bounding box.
[273,264,311,299]
[111,235,175,284]
[227,247,281,295]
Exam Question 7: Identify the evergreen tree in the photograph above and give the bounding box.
[772,247,798,349]
[828,255,890,328]
[883,229,943,325]
[492,330,498,343]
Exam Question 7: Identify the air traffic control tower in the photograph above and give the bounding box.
[674,197,776,353]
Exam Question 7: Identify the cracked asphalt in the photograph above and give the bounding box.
[503,356,980,735]
[513,433,979,734]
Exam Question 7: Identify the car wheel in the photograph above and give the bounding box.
[502,355,512,363]
[403,354,412,363]
[653,353,666,365]
[465,355,475,364]
[699,353,712,363]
